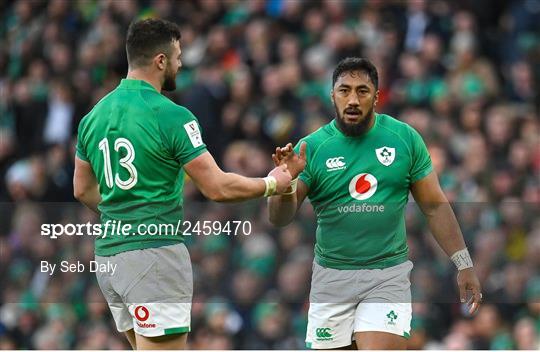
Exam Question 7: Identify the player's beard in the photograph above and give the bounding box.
[334,104,375,137]
[162,64,177,91]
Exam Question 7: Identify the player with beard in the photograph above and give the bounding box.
[74,19,292,350]
[268,57,482,349]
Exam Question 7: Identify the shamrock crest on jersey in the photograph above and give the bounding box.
[375,146,395,166]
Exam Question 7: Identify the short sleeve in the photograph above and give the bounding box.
[409,127,433,183]
[294,139,312,190]
[76,119,89,162]
[159,106,207,166]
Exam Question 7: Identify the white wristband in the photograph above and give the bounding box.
[451,248,473,271]
[281,178,298,195]
[263,176,277,197]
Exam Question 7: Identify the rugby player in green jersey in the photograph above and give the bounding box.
[73,19,292,350]
[269,57,482,349]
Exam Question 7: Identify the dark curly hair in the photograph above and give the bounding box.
[126,18,181,68]
[332,57,379,90]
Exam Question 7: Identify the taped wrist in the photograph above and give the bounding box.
[451,248,473,270]
[281,178,298,195]
[263,176,277,197]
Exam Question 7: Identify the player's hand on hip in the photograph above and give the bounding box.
[457,267,483,315]
[271,142,307,179]
[268,164,292,194]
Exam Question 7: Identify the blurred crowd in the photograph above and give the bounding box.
[1,0,539,349]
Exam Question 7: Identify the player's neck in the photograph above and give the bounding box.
[126,69,162,92]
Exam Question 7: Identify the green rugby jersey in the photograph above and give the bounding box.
[76,79,207,256]
[295,113,432,269]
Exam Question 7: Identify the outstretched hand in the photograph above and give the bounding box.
[272,142,307,179]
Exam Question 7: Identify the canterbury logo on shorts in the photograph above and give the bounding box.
[315,327,333,341]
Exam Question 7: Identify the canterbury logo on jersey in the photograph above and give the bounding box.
[326,157,346,171]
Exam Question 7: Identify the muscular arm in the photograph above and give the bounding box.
[268,180,309,227]
[73,157,101,214]
[410,171,466,256]
[184,152,279,202]
[412,171,482,311]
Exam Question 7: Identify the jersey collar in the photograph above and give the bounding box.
[119,79,157,91]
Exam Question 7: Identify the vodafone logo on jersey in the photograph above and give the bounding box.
[348,173,378,200]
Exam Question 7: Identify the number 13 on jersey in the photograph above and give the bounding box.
[98,137,138,190]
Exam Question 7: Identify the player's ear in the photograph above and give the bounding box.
[330,90,335,105]
[155,53,167,71]
[374,89,379,107]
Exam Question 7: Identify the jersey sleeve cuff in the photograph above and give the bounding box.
[411,166,433,183]
[76,150,89,162]
[181,147,208,165]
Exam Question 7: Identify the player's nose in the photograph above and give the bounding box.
[348,95,360,106]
